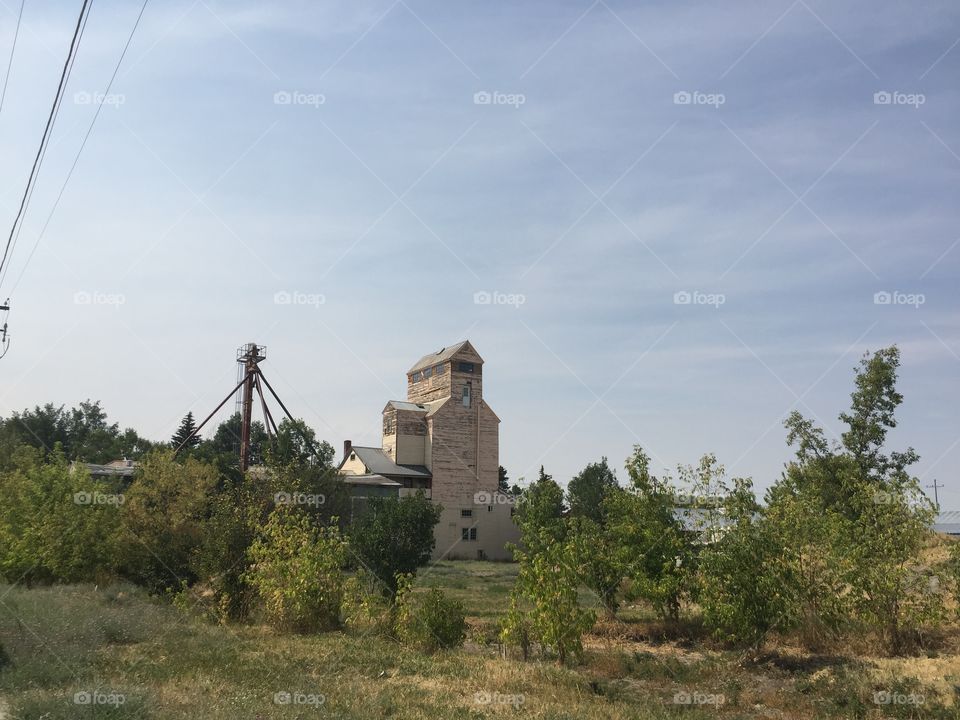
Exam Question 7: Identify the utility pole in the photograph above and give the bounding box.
[0,299,9,359]
[237,343,265,471]
[927,478,943,509]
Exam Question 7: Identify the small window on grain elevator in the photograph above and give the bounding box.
[423,366,433,379]
[462,384,471,408]
[457,361,474,373]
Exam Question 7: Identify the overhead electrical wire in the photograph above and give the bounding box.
[6,0,151,295]
[0,0,93,291]
[0,2,91,293]
[0,0,26,118]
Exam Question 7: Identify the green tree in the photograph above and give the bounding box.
[506,538,594,665]
[569,514,624,616]
[0,445,122,584]
[606,447,689,622]
[567,457,617,524]
[713,347,943,655]
[119,450,218,591]
[171,412,201,451]
[267,417,333,467]
[498,465,509,493]
[348,492,442,597]
[513,466,565,553]
[698,477,788,649]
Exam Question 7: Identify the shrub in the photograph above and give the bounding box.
[395,574,466,651]
[118,450,218,592]
[0,446,122,584]
[244,506,348,632]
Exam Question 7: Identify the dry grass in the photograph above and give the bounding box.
[1,559,959,718]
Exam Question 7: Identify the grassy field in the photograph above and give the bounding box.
[0,561,957,719]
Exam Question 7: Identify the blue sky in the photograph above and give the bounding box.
[0,0,958,503]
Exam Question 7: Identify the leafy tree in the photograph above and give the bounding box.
[0,400,153,464]
[198,412,267,468]
[171,412,201,450]
[513,466,565,553]
[569,515,624,616]
[713,347,943,655]
[0,445,122,584]
[506,537,594,665]
[348,492,442,597]
[567,457,617,524]
[606,447,689,622]
[267,417,333,467]
[245,506,349,631]
[498,465,509,493]
[698,477,788,649]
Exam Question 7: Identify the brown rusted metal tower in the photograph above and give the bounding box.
[173,343,321,469]
[237,343,266,470]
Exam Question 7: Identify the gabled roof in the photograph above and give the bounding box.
[407,340,483,374]
[341,445,431,479]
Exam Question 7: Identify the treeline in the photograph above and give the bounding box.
[503,347,958,662]
[0,346,956,663]
[0,410,462,648]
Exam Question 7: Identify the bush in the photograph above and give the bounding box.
[244,506,348,632]
[118,450,218,592]
[0,446,122,584]
[395,574,466,651]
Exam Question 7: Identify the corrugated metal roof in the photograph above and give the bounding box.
[386,400,428,412]
[342,474,402,487]
[408,340,480,374]
[934,511,960,535]
[348,446,431,479]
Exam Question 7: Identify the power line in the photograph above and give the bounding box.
[6,0,150,295]
[0,2,91,293]
[0,0,25,118]
[0,0,93,288]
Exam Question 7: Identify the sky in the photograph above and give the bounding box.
[0,0,957,504]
